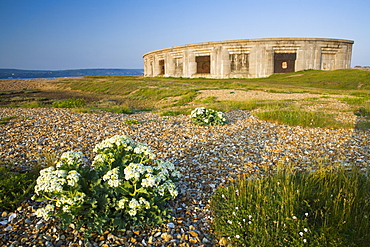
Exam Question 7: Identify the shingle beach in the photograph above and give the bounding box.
[0,106,368,246]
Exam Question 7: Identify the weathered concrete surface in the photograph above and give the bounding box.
[143,38,354,79]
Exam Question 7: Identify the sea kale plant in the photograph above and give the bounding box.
[33,135,181,236]
[190,107,227,126]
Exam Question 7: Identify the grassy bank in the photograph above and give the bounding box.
[1,69,370,129]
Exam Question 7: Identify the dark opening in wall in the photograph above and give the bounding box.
[159,60,165,75]
[196,56,210,74]
[274,53,296,73]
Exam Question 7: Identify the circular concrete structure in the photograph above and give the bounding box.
[143,38,354,79]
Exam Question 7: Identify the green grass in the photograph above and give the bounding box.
[160,110,188,116]
[254,109,351,128]
[97,107,134,114]
[172,91,198,106]
[255,69,370,90]
[122,120,141,125]
[211,162,370,247]
[0,115,17,125]
[355,106,370,118]
[3,69,370,129]
[212,100,258,112]
[52,98,86,108]
[354,103,370,130]
[22,101,46,108]
[57,70,369,98]
[339,97,369,105]
[0,164,41,211]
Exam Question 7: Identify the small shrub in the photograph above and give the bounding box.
[190,107,227,126]
[201,96,219,104]
[23,101,45,108]
[356,121,370,130]
[172,91,198,106]
[0,115,17,125]
[123,120,141,125]
[355,107,370,118]
[0,165,40,211]
[340,97,368,105]
[99,107,134,114]
[33,135,181,237]
[52,98,86,108]
[211,163,370,247]
[160,110,187,116]
[213,100,257,112]
[254,109,350,128]
[70,107,93,113]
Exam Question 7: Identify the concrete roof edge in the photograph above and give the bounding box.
[142,38,354,57]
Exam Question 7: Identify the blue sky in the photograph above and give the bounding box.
[0,0,369,70]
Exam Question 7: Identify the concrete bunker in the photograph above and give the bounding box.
[143,38,354,79]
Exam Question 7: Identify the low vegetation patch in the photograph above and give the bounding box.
[122,119,141,125]
[1,70,370,129]
[340,97,368,105]
[254,109,351,128]
[355,106,370,117]
[354,104,370,130]
[0,165,40,211]
[51,98,86,108]
[0,115,17,125]
[211,163,370,246]
[160,109,188,116]
[214,100,258,112]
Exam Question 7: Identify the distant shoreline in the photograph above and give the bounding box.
[1,76,79,80]
[0,68,144,80]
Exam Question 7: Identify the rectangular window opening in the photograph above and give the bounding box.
[159,60,165,75]
[196,56,210,74]
[274,53,296,73]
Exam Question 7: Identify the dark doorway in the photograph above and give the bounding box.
[196,56,210,74]
[159,60,165,75]
[274,53,296,73]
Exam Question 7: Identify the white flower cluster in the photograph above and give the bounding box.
[134,143,155,159]
[190,107,208,118]
[57,151,85,168]
[190,107,227,126]
[92,135,156,167]
[92,153,115,166]
[154,160,181,182]
[124,163,153,181]
[153,160,180,197]
[118,198,128,209]
[103,168,121,187]
[127,197,150,216]
[66,170,80,187]
[56,192,86,213]
[123,160,180,198]
[93,135,135,153]
[35,204,55,220]
[141,174,156,187]
[35,167,67,194]
[156,181,178,197]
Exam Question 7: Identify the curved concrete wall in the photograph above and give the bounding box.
[143,38,354,79]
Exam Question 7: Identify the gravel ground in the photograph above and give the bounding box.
[0,78,369,246]
[0,107,369,247]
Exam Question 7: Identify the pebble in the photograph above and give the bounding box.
[167,222,175,228]
[0,107,369,246]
